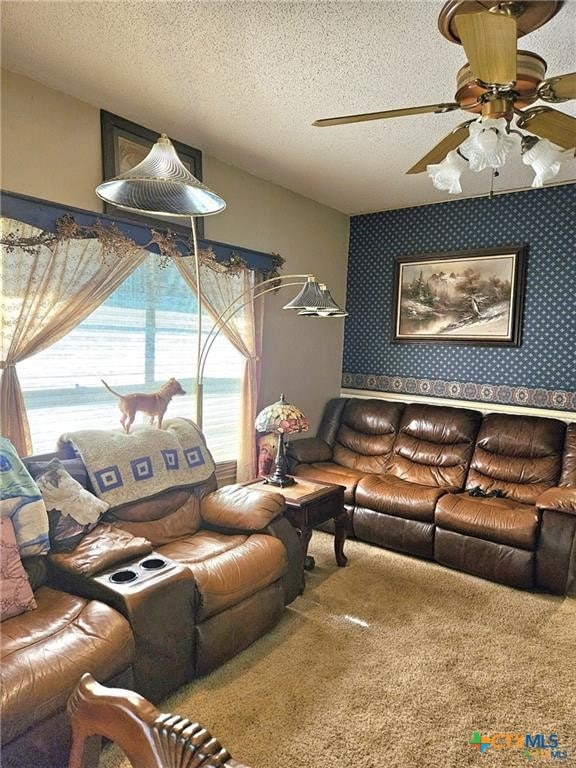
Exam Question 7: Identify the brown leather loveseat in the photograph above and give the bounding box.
[288,397,575,594]
[2,423,302,768]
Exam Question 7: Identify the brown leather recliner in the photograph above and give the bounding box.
[108,483,299,680]
[435,413,566,589]
[291,397,405,518]
[42,429,304,703]
[1,556,134,768]
[354,403,482,559]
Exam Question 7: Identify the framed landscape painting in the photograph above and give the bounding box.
[392,246,527,346]
[100,111,204,237]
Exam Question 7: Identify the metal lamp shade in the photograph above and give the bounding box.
[95,134,226,217]
[293,283,348,316]
[282,277,326,310]
[298,309,349,317]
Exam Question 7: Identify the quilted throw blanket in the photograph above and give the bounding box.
[58,418,216,510]
[0,436,50,556]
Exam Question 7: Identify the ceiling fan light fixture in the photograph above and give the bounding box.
[521,136,564,187]
[458,117,518,171]
[427,149,468,194]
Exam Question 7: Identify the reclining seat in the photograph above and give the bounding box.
[50,420,303,693]
[103,481,299,680]
[435,413,566,589]
[289,398,405,520]
[1,555,134,768]
[354,404,481,559]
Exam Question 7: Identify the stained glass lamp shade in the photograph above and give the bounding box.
[254,394,309,487]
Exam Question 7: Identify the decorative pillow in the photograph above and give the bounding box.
[25,457,92,492]
[0,517,37,621]
[0,436,49,557]
[35,459,109,552]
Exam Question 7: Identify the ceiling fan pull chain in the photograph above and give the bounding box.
[489,168,500,199]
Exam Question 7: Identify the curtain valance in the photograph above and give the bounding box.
[1,190,283,276]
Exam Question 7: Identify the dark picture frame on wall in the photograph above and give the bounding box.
[100,110,204,237]
[392,245,527,346]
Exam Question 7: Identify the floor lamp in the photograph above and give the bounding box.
[197,274,347,414]
[96,134,347,429]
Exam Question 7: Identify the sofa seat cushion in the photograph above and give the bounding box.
[356,474,450,522]
[435,493,539,551]
[293,462,363,504]
[157,532,288,621]
[1,586,134,745]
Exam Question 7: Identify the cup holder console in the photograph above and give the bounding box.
[103,555,171,588]
[109,569,138,584]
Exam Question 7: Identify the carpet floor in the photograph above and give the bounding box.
[101,533,576,768]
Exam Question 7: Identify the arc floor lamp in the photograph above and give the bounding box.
[96,133,346,429]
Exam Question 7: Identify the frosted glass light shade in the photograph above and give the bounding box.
[95,134,226,217]
[427,150,468,194]
[459,118,518,172]
[522,138,564,187]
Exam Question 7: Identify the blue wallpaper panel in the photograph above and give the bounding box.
[343,184,576,412]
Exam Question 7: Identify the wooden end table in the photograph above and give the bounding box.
[246,478,348,570]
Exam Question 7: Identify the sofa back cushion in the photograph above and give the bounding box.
[388,404,482,488]
[560,422,576,486]
[110,492,202,546]
[317,398,349,446]
[332,399,404,473]
[467,413,565,504]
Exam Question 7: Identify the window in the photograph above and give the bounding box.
[18,254,243,462]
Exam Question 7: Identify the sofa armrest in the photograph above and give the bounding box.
[49,523,153,577]
[536,487,576,516]
[286,437,333,466]
[201,485,285,531]
[264,517,305,603]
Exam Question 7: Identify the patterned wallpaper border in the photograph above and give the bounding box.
[341,373,575,413]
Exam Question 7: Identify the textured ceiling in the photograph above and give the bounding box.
[2,0,575,214]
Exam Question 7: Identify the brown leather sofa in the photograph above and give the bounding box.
[288,397,575,594]
[1,436,303,768]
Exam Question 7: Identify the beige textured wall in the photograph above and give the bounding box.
[1,69,349,430]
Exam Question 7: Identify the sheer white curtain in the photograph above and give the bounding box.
[0,218,147,454]
[175,258,263,480]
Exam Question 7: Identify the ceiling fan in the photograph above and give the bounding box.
[313,0,576,183]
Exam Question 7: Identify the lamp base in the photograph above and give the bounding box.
[263,474,296,488]
[261,430,295,488]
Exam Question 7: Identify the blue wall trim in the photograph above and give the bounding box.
[343,184,576,412]
[0,189,278,272]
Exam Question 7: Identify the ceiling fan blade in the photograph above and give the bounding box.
[454,11,517,86]
[537,72,576,103]
[406,122,473,175]
[312,103,460,127]
[516,107,576,149]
